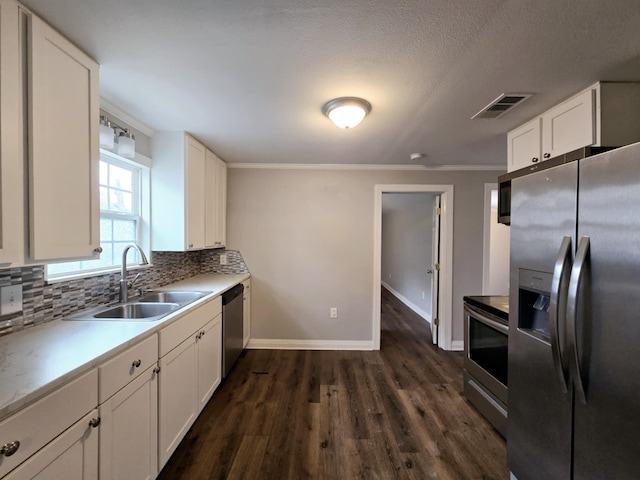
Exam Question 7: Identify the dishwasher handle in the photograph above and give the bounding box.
[222,284,245,305]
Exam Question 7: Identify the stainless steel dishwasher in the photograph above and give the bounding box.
[222,284,244,378]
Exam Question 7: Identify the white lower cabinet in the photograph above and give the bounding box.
[197,315,222,411]
[3,409,100,480]
[158,335,198,469]
[98,335,159,480]
[158,298,223,470]
[242,279,251,348]
[99,367,158,480]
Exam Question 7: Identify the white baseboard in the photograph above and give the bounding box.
[450,340,464,351]
[246,339,374,351]
[381,281,432,323]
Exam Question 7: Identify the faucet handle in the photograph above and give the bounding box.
[128,273,142,288]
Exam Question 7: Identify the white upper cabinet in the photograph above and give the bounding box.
[541,88,595,160]
[205,149,226,248]
[186,136,206,250]
[507,82,640,172]
[0,0,22,265]
[27,10,100,261]
[507,117,542,172]
[152,132,226,251]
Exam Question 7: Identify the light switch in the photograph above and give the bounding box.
[1,285,23,315]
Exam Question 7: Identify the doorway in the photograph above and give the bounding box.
[482,184,510,295]
[373,184,454,350]
[380,193,439,342]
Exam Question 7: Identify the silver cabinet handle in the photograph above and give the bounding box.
[132,359,142,368]
[532,157,539,163]
[93,246,103,253]
[89,417,101,428]
[0,441,20,457]
[550,236,572,393]
[567,236,590,405]
[153,366,161,374]
[200,330,205,337]
[544,153,551,159]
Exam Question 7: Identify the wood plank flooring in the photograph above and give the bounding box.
[157,288,508,479]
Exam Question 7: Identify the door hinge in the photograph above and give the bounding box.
[434,317,440,326]
[434,263,440,271]
[436,207,441,215]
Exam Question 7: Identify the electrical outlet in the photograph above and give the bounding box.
[219,254,228,265]
[1,285,23,315]
[330,307,338,318]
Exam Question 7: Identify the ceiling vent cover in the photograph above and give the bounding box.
[472,93,533,119]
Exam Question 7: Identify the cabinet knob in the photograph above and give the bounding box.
[189,243,194,248]
[201,330,205,337]
[89,417,101,428]
[93,246,103,253]
[543,153,551,159]
[0,441,20,457]
[153,366,161,375]
[531,157,539,163]
[132,359,142,368]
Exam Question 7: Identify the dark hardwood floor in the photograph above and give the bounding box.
[157,287,508,479]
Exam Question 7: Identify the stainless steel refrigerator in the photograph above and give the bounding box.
[508,142,640,480]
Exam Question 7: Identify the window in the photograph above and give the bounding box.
[46,150,150,280]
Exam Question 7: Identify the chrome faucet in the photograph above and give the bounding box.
[120,244,149,302]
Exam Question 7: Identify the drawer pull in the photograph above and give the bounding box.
[200,330,205,337]
[153,366,161,374]
[89,417,101,428]
[93,246,103,253]
[132,359,142,368]
[1,441,20,457]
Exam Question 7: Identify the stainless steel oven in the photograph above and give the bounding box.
[463,296,509,437]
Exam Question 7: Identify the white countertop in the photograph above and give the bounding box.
[0,273,249,421]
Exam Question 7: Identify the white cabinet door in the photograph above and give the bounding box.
[0,0,21,265]
[186,136,206,250]
[243,280,251,348]
[204,150,226,248]
[4,409,99,480]
[196,315,222,411]
[28,12,100,261]
[507,117,541,172]
[158,336,198,469]
[215,157,227,248]
[99,366,158,480]
[541,88,595,160]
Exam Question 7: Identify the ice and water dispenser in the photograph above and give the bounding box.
[518,269,552,341]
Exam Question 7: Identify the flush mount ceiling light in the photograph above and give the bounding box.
[99,115,136,158]
[322,97,372,129]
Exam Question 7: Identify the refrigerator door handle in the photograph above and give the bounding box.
[567,235,590,405]
[550,235,572,393]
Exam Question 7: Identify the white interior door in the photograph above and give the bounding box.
[430,196,441,345]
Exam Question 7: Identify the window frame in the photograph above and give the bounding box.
[45,149,152,282]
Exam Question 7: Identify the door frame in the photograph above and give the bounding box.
[482,183,497,294]
[373,184,454,350]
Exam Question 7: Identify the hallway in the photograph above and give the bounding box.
[158,287,508,479]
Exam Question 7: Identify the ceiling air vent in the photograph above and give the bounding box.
[471,93,533,119]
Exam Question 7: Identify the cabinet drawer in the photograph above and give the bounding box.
[159,296,221,357]
[99,334,158,403]
[0,369,97,478]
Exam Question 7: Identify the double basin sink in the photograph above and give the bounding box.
[66,290,212,322]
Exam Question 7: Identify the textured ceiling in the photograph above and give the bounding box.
[19,0,640,166]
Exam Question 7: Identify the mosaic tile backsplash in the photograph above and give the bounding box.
[0,249,249,337]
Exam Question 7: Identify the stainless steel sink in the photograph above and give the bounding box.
[138,290,209,305]
[64,289,212,322]
[92,302,180,320]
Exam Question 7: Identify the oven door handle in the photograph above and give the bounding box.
[550,235,572,393]
[464,305,508,334]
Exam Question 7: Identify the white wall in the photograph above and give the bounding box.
[381,193,436,321]
[226,167,504,346]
